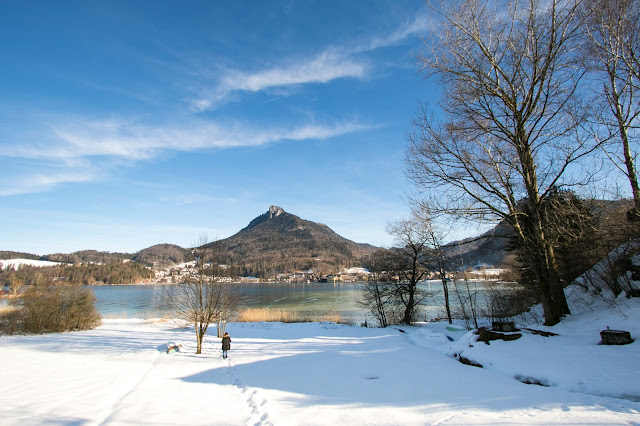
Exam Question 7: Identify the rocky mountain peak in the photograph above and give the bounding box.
[269,205,285,219]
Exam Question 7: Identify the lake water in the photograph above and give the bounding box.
[89,280,503,322]
[1,281,510,323]
[90,282,370,320]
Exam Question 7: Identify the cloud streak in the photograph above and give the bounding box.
[190,11,431,111]
[0,170,97,197]
[0,117,373,196]
[190,50,369,111]
[10,118,371,160]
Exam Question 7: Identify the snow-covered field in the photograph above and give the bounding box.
[1,288,639,425]
[0,258,62,269]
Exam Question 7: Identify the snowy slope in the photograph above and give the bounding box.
[0,316,638,425]
[420,295,640,402]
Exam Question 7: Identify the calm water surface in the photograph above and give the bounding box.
[90,282,367,320]
[88,280,504,321]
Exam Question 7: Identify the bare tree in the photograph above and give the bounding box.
[421,217,454,324]
[407,0,599,325]
[582,0,640,213]
[358,252,400,327]
[167,244,241,354]
[386,218,431,324]
[7,274,23,296]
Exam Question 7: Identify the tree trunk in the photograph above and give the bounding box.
[440,267,452,324]
[546,243,570,317]
[613,88,640,212]
[519,136,569,326]
[196,329,202,354]
[403,282,416,324]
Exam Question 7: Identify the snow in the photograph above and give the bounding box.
[1,294,640,425]
[343,267,369,275]
[2,241,640,424]
[0,258,62,269]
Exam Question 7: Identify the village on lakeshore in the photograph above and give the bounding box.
[0,255,506,287]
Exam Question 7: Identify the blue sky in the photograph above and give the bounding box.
[0,1,454,254]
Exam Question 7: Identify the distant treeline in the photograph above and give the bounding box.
[0,250,135,264]
[0,262,153,286]
[43,250,135,264]
[0,251,41,261]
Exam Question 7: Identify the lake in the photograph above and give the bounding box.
[90,282,370,321]
[89,280,505,323]
[1,280,512,323]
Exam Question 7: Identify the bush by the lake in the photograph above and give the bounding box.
[0,306,22,335]
[1,283,101,334]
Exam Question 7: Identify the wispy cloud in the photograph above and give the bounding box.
[189,11,431,111]
[0,170,97,197]
[190,50,369,111]
[0,116,373,196]
[10,118,371,161]
[354,11,431,53]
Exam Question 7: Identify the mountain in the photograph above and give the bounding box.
[202,206,378,277]
[445,220,514,269]
[445,198,636,271]
[132,244,194,267]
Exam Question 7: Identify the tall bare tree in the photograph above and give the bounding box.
[422,218,454,324]
[386,217,432,324]
[359,250,399,327]
[407,0,599,325]
[582,0,640,212]
[167,245,241,354]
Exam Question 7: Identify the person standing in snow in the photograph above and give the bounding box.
[221,332,231,359]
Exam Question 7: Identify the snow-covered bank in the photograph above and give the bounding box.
[1,307,639,425]
[419,294,640,402]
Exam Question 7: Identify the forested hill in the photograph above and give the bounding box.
[43,250,134,264]
[132,244,194,267]
[0,251,41,261]
[0,250,134,264]
[202,206,378,278]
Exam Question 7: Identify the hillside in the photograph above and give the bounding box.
[446,198,636,272]
[203,206,377,277]
[132,244,194,267]
[445,220,514,269]
[43,250,134,264]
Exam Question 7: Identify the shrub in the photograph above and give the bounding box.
[0,307,22,335]
[9,284,101,334]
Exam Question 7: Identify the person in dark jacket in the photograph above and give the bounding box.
[221,332,231,359]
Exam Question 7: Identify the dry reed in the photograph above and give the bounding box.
[237,308,344,324]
